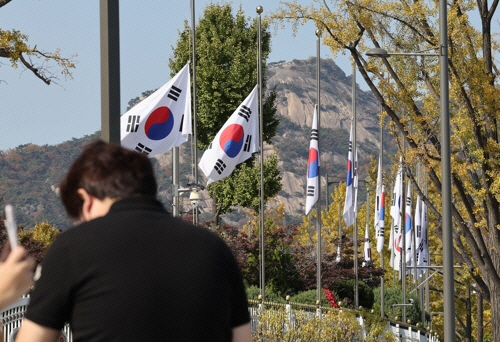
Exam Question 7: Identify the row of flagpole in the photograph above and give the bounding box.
[306,59,431,318]
[102,1,432,315]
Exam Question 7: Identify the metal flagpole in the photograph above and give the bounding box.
[402,153,407,322]
[256,5,265,302]
[99,0,120,144]
[380,108,385,318]
[315,30,322,306]
[190,0,199,225]
[440,0,455,336]
[352,63,359,309]
[173,147,180,217]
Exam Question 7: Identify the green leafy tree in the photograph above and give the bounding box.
[169,3,281,227]
[0,3,76,84]
[18,221,60,263]
[275,0,500,339]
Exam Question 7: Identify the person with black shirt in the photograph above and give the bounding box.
[16,140,251,342]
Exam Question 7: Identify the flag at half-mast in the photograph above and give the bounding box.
[121,63,191,157]
[414,194,422,277]
[343,122,355,226]
[404,181,413,268]
[363,222,372,266]
[199,85,259,185]
[305,105,319,215]
[374,156,385,253]
[415,194,429,276]
[390,158,403,272]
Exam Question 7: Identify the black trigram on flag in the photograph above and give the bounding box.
[307,185,315,197]
[238,105,251,122]
[310,128,318,141]
[243,135,252,152]
[348,140,352,152]
[377,226,385,237]
[167,85,182,101]
[214,159,227,175]
[135,143,152,155]
[126,115,140,133]
[179,114,184,132]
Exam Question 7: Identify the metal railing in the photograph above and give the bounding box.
[1,297,72,342]
[2,297,439,342]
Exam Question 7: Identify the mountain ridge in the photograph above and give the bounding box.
[0,58,390,229]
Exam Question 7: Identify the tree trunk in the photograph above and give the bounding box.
[465,285,472,342]
[478,293,483,342]
[489,282,500,341]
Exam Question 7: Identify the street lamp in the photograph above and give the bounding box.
[366,16,454,340]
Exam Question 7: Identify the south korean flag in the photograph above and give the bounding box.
[199,85,259,185]
[121,63,191,157]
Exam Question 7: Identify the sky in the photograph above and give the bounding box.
[0,0,358,151]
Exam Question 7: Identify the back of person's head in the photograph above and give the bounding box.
[60,140,157,219]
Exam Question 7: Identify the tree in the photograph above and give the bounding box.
[221,202,304,296]
[275,0,500,339]
[169,3,281,227]
[0,2,76,84]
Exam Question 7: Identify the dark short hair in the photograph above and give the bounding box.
[60,140,157,219]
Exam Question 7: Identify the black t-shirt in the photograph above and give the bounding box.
[25,196,249,341]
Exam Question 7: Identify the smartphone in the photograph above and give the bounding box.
[4,204,19,249]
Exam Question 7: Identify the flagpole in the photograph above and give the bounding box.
[380,109,385,318]
[315,30,322,306]
[256,5,265,302]
[190,0,199,225]
[99,0,121,143]
[352,63,359,310]
[337,196,342,263]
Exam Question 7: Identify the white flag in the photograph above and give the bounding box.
[374,157,385,253]
[199,86,259,185]
[363,223,372,266]
[336,241,342,263]
[416,196,429,276]
[121,63,191,157]
[389,220,394,268]
[414,194,423,277]
[353,150,359,213]
[390,159,403,272]
[305,106,319,215]
[343,123,355,226]
[404,181,413,267]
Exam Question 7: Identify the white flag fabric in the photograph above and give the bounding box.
[389,220,395,268]
[121,63,191,157]
[374,157,385,253]
[363,223,372,266]
[353,150,359,213]
[343,123,355,226]
[414,194,423,277]
[390,159,403,272]
[404,181,413,267]
[416,196,429,276]
[199,86,259,185]
[305,106,319,215]
[336,241,342,263]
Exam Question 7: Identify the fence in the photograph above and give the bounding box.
[0,297,72,342]
[1,297,439,342]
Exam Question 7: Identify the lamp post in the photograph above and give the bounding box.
[365,12,454,338]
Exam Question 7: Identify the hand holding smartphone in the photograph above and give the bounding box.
[4,204,19,249]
